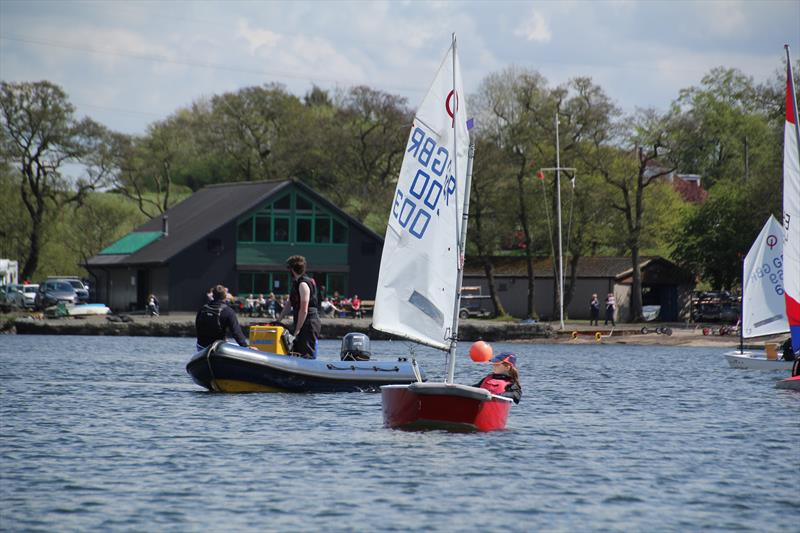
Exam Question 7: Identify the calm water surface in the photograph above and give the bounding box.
[1,335,797,532]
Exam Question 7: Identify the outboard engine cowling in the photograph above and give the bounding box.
[341,332,371,361]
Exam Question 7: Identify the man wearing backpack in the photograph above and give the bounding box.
[195,285,249,351]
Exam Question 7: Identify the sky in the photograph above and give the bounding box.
[1,0,799,135]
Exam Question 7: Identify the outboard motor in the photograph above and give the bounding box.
[341,332,371,361]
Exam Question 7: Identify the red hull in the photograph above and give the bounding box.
[381,383,512,432]
[776,375,800,390]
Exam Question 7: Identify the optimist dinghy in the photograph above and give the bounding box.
[375,36,513,432]
[186,326,423,393]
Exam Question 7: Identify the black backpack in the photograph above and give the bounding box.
[196,303,224,339]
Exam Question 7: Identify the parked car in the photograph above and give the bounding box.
[47,277,89,303]
[1,284,21,306]
[35,280,77,310]
[14,284,39,309]
[459,287,493,319]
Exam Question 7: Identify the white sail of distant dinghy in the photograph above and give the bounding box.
[741,216,788,339]
[372,42,470,351]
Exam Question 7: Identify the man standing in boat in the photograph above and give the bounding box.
[195,285,249,351]
[278,255,321,358]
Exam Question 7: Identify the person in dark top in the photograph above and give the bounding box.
[780,337,796,361]
[195,285,249,351]
[277,255,321,358]
[473,352,522,404]
[589,293,600,326]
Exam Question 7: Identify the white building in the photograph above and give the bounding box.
[0,259,19,286]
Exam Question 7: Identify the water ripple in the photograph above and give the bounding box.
[1,336,797,531]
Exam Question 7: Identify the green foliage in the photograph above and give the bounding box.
[1,60,790,294]
[671,182,768,289]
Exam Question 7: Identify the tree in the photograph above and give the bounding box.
[584,109,677,321]
[1,81,116,280]
[467,136,512,317]
[322,86,410,229]
[473,67,556,318]
[671,186,754,289]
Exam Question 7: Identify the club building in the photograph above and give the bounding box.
[85,180,384,313]
[463,256,695,322]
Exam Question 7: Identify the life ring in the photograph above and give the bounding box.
[595,331,602,341]
[571,331,578,340]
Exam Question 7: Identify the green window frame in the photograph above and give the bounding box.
[236,191,349,246]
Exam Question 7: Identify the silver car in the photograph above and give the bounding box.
[14,284,39,309]
[35,280,77,310]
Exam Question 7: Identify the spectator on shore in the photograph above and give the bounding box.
[263,293,277,318]
[589,293,600,326]
[245,294,257,316]
[320,297,340,317]
[604,293,616,326]
[351,294,362,319]
[147,294,160,317]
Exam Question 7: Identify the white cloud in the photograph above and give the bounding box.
[514,10,552,43]
[237,19,281,55]
[703,1,748,37]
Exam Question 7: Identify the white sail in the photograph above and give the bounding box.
[742,216,789,338]
[373,42,470,350]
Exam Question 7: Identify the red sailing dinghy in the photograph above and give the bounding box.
[777,45,800,390]
[373,35,513,431]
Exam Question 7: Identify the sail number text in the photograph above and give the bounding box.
[391,127,457,239]
[749,256,784,296]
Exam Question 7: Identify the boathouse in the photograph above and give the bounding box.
[85,180,383,313]
[463,256,695,322]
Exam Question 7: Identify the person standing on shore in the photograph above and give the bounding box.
[277,256,321,358]
[604,293,616,326]
[195,285,249,351]
[589,293,600,326]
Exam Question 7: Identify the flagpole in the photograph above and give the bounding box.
[555,112,565,330]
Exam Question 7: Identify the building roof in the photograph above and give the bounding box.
[86,179,384,267]
[463,255,688,281]
[99,231,163,255]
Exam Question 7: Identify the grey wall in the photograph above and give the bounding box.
[347,225,383,300]
[169,221,238,312]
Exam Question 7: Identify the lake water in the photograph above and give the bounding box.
[0,335,797,532]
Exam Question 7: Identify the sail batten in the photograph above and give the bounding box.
[373,40,470,351]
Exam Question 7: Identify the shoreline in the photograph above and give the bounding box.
[4,313,785,349]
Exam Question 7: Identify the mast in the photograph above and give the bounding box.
[447,143,475,384]
[446,32,467,384]
[787,45,800,159]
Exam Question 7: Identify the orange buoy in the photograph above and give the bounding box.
[469,340,493,362]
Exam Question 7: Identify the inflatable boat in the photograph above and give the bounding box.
[186,328,424,393]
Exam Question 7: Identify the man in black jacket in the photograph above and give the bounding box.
[195,285,249,351]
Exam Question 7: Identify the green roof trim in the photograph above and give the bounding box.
[99,231,163,255]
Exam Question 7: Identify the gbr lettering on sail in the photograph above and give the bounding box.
[390,127,457,240]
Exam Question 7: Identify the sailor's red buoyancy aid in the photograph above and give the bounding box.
[479,375,510,395]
